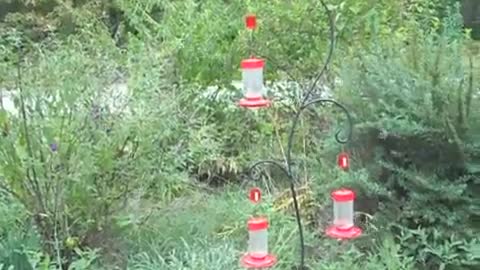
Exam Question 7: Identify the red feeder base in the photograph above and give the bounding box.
[240,253,277,269]
[238,96,271,108]
[325,225,362,240]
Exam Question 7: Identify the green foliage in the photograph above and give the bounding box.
[0,15,281,269]
[395,225,480,269]
[335,9,480,269]
[315,236,416,270]
[0,25,194,268]
[1,1,479,270]
[0,198,38,270]
[126,189,417,270]
[130,239,239,270]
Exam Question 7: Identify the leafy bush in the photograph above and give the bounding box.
[333,9,480,270]
[0,19,283,269]
[0,27,198,267]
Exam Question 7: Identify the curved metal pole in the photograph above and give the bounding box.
[245,101,352,269]
[300,98,353,144]
[284,2,338,267]
[245,1,341,269]
[245,161,306,269]
[247,160,291,179]
[302,0,336,104]
[285,99,352,269]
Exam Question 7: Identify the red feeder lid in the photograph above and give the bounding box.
[331,189,355,202]
[337,152,349,169]
[248,217,268,231]
[238,96,270,108]
[241,253,277,268]
[241,58,265,69]
[325,225,362,240]
[245,14,257,30]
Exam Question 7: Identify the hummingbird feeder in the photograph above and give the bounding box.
[241,188,277,268]
[241,217,277,268]
[238,58,270,108]
[337,152,349,170]
[239,3,357,268]
[325,188,362,239]
[239,12,270,108]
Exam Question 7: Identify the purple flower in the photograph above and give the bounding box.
[50,143,58,152]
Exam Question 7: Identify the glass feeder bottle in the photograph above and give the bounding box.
[247,217,269,258]
[332,189,355,230]
[241,58,265,99]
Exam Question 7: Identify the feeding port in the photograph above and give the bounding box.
[325,188,362,239]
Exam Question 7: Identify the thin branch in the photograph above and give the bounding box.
[16,46,46,214]
[465,56,474,118]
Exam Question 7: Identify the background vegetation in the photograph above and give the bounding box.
[0,0,479,269]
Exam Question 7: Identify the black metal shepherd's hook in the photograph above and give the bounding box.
[245,1,354,269]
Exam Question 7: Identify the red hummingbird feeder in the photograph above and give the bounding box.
[241,217,277,268]
[238,58,270,108]
[238,13,270,108]
[325,188,362,239]
[241,188,277,268]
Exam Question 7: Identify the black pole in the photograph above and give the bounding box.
[244,2,352,268]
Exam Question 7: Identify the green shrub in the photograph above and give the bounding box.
[0,27,196,268]
[0,22,283,269]
[334,10,480,269]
